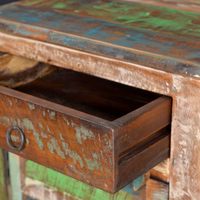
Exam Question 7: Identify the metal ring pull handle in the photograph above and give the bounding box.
[6,126,25,151]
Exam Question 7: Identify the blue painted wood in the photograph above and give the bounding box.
[0,1,199,76]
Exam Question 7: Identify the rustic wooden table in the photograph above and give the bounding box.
[0,0,200,199]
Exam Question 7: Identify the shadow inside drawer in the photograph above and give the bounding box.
[15,68,161,121]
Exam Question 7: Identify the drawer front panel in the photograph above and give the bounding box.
[0,54,172,193]
[0,87,115,192]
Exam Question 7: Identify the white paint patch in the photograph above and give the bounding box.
[179,123,191,133]
[49,111,56,119]
[7,98,12,106]
[172,76,182,92]
[28,103,35,110]
[25,177,45,187]
[179,140,187,146]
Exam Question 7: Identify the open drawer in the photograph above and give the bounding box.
[0,54,171,193]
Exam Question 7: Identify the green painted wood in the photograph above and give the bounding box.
[9,153,22,200]
[17,0,200,39]
[25,160,137,200]
[0,149,7,200]
[0,0,200,76]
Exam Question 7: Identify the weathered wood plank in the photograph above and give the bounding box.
[119,0,200,13]
[150,159,169,183]
[0,85,115,192]
[0,67,171,193]
[0,1,200,76]
[9,153,23,200]
[0,32,197,198]
[22,160,139,200]
[118,133,170,190]
[146,179,169,200]
[0,149,8,200]
[0,54,56,88]
[132,172,150,192]
[0,52,171,193]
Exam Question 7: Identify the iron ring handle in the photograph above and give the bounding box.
[6,126,25,151]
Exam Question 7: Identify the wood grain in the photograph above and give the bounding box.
[146,179,169,200]
[118,132,170,191]
[120,0,200,13]
[0,55,171,193]
[15,68,161,121]
[0,149,8,200]
[2,0,200,198]
[21,158,142,200]
[150,159,169,183]
[0,85,115,192]
[0,54,56,88]
[0,0,200,76]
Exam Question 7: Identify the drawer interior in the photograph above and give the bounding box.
[0,54,171,193]
[0,59,162,121]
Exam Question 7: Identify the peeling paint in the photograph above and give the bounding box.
[11,118,17,125]
[104,137,113,151]
[33,132,44,150]
[28,103,35,110]
[7,98,13,106]
[49,111,56,119]
[11,135,20,142]
[59,131,64,141]
[63,116,70,125]
[48,137,65,159]
[26,138,30,145]
[47,125,51,133]
[47,141,54,155]
[39,123,48,138]
[43,110,46,117]
[92,153,99,159]
[84,158,101,171]
[62,142,84,167]
[71,122,95,144]
[20,118,35,130]
[0,116,11,126]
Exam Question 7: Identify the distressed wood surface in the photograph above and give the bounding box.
[0,32,200,198]
[21,159,141,200]
[1,0,200,76]
[120,0,200,13]
[150,159,169,183]
[0,0,200,199]
[124,174,169,199]
[1,31,200,198]
[132,172,150,192]
[0,149,8,200]
[0,54,56,88]
[0,85,115,192]
[9,153,23,200]
[146,179,169,200]
[0,62,171,193]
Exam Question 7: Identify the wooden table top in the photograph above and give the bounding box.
[0,0,200,77]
